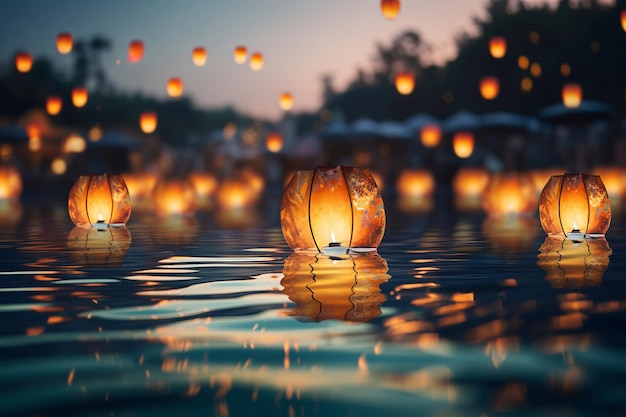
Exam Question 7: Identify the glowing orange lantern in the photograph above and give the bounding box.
[452,132,475,159]
[166,77,183,98]
[281,166,385,253]
[452,167,490,211]
[420,123,441,148]
[56,32,73,54]
[67,226,132,268]
[394,71,414,95]
[479,76,499,100]
[152,179,197,217]
[71,86,88,108]
[68,174,131,228]
[529,167,566,196]
[46,96,62,116]
[265,132,283,153]
[380,0,401,20]
[539,173,611,239]
[188,172,218,207]
[139,111,157,134]
[489,36,507,58]
[280,92,294,111]
[234,45,247,64]
[192,46,207,66]
[0,165,22,201]
[249,52,264,71]
[15,51,33,73]
[591,166,626,208]
[122,171,157,206]
[216,179,256,209]
[128,40,144,63]
[562,83,582,109]
[396,169,435,200]
[483,172,537,216]
[621,10,626,31]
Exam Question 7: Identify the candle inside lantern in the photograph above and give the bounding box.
[321,231,349,255]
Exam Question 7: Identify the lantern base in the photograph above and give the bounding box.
[321,243,349,256]
[566,229,584,242]
[93,220,108,230]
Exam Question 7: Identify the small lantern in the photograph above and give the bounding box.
[452,132,475,159]
[529,167,565,196]
[538,173,611,239]
[396,169,434,213]
[0,165,22,201]
[249,52,264,71]
[394,71,415,95]
[188,172,218,208]
[591,166,626,209]
[46,96,62,116]
[128,39,144,63]
[192,46,207,66]
[15,51,33,73]
[72,86,88,108]
[452,167,490,212]
[281,252,390,322]
[280,92,294,111]
[216,178,256,210]
[265,132,283,153]
[483,171,537,217]
[56,32,73,54]
[68,174,131,228]
[479,76,499,100]
[152,178,197,217]
[64,133,86,153]
[562,83,582,109]
[167,77,183,98]
[67,226,132,268]
[233,45,247,64]
[489,36,507,58]
[537,236,611,288]
[281,166,385,253]
[420,123,441,148]
[122,171,157,210]
[139,111,157,134]
[380,0,401,20]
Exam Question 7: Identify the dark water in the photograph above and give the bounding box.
[1,186,625,417]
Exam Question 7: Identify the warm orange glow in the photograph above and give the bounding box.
[167,77,184,97]
[281,166,385,251]
[489,36,507,58]
[0,165,22,201]
[483,216,539,254]
[518,55,529,70]
[128,40,144,63]
[265,132,283,153]
[152,179,197,217]
[63,133,86,153]
[483,172,538,216]
[529,167,565,195]
[621,10,626,31]
[279,92,294,111]
[67,226,132,267]
[453,167,490,198]
[591,166,626,208]
[192,46,207,66]
[539,173,611,236]
[188,172,218,205]
[15,51,33,73]
[56,32,73,54]
[562,83,582,109]
[46,96,62,116]
[68,174,131,227]
[396,169,435,199]
[122,172,157,204]
[420,124,441,148]
[452,132,475,159]
[71,86,88,108]
[139,111,158,134]
[394,71,415,95]
[216,179,256,210]
[479,76,499,100]
[51,158,66,175]
[380,0,401,20]
[233,45,247,64]
[249,52,264,71]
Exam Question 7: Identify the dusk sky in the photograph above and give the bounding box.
[0,0,568,121]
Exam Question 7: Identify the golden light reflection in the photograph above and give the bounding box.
[152,178,197,217]
[482,171,537,217]
[452,167,490,212]
[0,164,22,201]
[67,226,132,267]
[482,215,539,254]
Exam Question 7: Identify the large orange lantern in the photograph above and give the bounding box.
[15,52,33,73]
[233,45,247,64]
[0,165,22,201]
[71,86,88,108]
[452,132,475,159]
[479,76,499,100]
[249,52,264,71]
[280,92,294,111]
[46,96,62,116]
[420,123,441,148]
[562,83,582,109]
[68,174,131,228]
[152,179,197,217]
[56,32,73,54]
[265,132,283,153]
[128,40,144,63]
[591,166,626,208]
[452,167,490,212]
[139,111,157,134]
[281,166,385,253]
[166,77,183,98]
[192,46,207,66]
[483,171,538,216]
[67,226,132,268]
[394,71,414,95]
[489,36,507,58]
[538,173,611,239]
[380,0,401,20]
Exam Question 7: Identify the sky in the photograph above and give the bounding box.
[0,0,566,121]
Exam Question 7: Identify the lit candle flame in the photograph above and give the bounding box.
[330,231,336,243]
[98,213,103,222]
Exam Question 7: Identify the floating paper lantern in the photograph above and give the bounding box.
[46,96,62,116]
[139,111,157,134]
[281,252,390,322]
[0,165,22,201]
[562,83,582,109]
[380,0,401,20]
[56,32,73,54]
[188,172,218,207]
[591,166,626,208]
[15,51,33,73]
[280,92,294,111]
[233,45,247,64]
[452,167,490,212]
[396,168,435,199]
[265,132,283,153]
[281,166,385,253]
[216,179,256,210]
[483,171,537,216]
[539,173,611,239]
[166,77,183,98]
[489,36,506,58]
[67,226,132,267]
[394,71,414,95]
[420,123,441,148]
[128,39,144,63]
[479,76,499,100]
[452,132,475,159]
[249,52,264,71]
[152,178,197,217]
[122,171,157,211]
[68,174,131,228]
[192,46,207,66]
[71,86,88,108]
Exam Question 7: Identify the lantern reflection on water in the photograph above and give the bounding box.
[482,215,538,254]
[281,252,390,322]
[67,226,132,268]
[68,174,131,228]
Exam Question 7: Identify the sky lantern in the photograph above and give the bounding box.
[265,132,284,153]
[46,96,62,116]
[479,76,499,100]
[71,86,88,108]
[483,172,538,217]
[234,45,247,64]
[15,51,33,73]
[452,131,475,159]
[56,32,73,54]
[394,71,414,95]
[167,77,183,97]
[420,123,441,148]
[489,36,506,58]
[192,46,207,66]
[562,83,582,108]
[128,39,144,63]
[280,92,294,111]
[68,174,131,229]
[139,111,157,134]
[249,52,264,71]
[380,0,400,20]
